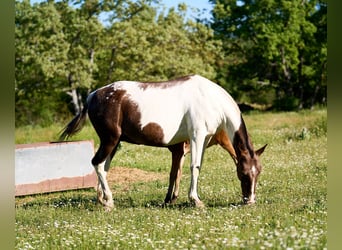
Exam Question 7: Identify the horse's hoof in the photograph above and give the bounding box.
[163,201,176,208]
[103,202,114,212]
[104,206,113,212]
[195,200,205,208]
[243,197,256,205]
[97,199,114,212]
[170,197,178,204]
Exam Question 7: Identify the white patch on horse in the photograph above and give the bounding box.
[249,165,257,203]
[111,75,242,145]
[251,165,257,176]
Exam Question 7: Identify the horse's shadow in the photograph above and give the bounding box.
[16,191,98,210]
[17,193,245,211]
[144,198,244,210]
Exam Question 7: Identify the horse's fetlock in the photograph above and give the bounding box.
[190,165,201,170]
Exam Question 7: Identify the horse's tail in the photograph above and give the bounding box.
[59,102,89,141]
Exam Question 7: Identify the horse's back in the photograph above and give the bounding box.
[87,75,240,146]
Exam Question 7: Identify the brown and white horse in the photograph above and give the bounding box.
[60,75,267,210]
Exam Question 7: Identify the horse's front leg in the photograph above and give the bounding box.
[188,133,209,208]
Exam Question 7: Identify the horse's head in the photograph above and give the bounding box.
[235,144,267,205]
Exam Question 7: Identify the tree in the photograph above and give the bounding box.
[15,0,106,124]
[15,0,69,125]
[210,0,327,109]
[55,0,105,114]
[98,3,222,84]
[15,0,222,126]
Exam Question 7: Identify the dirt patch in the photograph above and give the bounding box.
[107,166,166,187]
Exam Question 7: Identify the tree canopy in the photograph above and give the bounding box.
[15,0,327,126]
[210,0,327,110]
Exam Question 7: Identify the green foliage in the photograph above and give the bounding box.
[96,2,221,85]
[15,0,221,126]
[210,0,327,109]
[15,0,70,126]
[15,110,327,249]
[15,0,327,127]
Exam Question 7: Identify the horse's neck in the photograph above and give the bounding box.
[232,117,254,158]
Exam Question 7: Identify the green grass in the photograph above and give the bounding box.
[15,109,327,249]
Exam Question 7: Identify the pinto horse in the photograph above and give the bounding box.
[60,75,267,210]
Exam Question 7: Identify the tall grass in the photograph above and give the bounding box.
[15,121,100,146]
[15,109,327,249]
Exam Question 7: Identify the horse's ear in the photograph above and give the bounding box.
[255,144,267,156]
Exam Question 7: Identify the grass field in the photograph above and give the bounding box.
[15,109,327,249]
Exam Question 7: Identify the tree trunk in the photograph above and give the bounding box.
[88,44,95,94]
[70,88,81,114]
[67,73,82,114]
[107,47,116,84]
[280,46,292,96]
[297,54,304,109]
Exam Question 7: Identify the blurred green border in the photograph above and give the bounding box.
[0,0,14,249]
[328,0,342,249]
[3,0,336,248]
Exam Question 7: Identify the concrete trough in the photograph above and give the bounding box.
[15,140,97,196]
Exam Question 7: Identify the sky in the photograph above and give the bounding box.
[30,0,214,23]
[159,0,213,20]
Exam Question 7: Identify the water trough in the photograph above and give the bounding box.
[15,140,97,196]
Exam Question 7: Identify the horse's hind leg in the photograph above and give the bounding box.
[92,139,120,211]
[165,141,190,204]
[173,142,190,202]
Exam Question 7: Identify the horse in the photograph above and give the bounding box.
[59,74,267,210]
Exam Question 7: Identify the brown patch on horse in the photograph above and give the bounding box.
[211,130,237,162]
[233,116,255,158]
[88,87,126,139]
[88,86,166,147]
[141,122,165,145]
[119,93,165,146]
[232,116,268,204]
